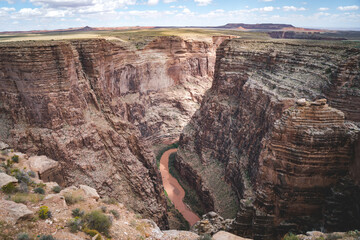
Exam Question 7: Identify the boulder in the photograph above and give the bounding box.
[27,155,64,184]
[0,200,33,223]
[79,185,100,200]
[0,141,9,150]
[0,172,18,188]
[212,231,252,240]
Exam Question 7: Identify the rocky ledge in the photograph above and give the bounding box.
[176,39,360,239]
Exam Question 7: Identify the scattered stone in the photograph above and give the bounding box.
[212,231,252,240]
[296,98,307,106]
[315,98,327,105]
[0,200,33,223]
[79,185,100,200]
[0,141,9,150]
[162,230,199,240]
[0,172,18,188]
[191,212,233,236]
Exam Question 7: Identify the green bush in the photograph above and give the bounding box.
[38,206,52,219]
[34,187,45,194]
[39,235,56,240]
[1,182,16,194]
[110,210,119,219]
[27,171,36,178]
[83,210,111,235]
[16,232,30,240]
[52,185,61,193]
[67,217,82,233]
[11,155,19,163]
[199,234,211,240]
[100,206,107,213]
[72,208,85,218]
[15,170,30,184]
[283,233,300,240]
[83,228,102,240]
[64,192,84,205]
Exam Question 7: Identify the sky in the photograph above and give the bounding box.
[0,0,359,31]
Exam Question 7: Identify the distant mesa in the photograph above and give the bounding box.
[217,23,295,30]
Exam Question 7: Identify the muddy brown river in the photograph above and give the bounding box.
[159,148,200,226]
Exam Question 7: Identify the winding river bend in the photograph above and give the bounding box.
[159,148,200,226]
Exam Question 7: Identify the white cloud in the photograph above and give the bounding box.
[0,7,15,11]
[283,6,306,11]
[148,0,159,5]
[337,5,359,11]
[182,7,191,13]
[194,0,211,6]
[261,6,274,12]
[261,0,273,2]
[18,8,42,16]
[163,0,176,3]
[318,7,329,11]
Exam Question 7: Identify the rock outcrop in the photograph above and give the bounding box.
[0,172,18,188]
[0,200,33,223]
[176,39,360,239]
[0,35,230,227]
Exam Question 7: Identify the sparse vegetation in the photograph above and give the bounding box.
[16,233,30,240]
[67,217,82,233]
[33,187,45,194]
[102,197,117,205]
[283,233,300,240]
[100,206,107,213]
[38,206,52,219]
[11,155,19,163]
[27,170,36,178]
[199,234,212,240]
[64,191,84,205]
[1,182,16,194]
[72,208,85,218]
[156,142,179,169]
[11,192,44,203]
[168,152,205,217]
[110,209,120,219]
[83,228,102,240]
[39,235,56,240]
[51,185,61,193]
[83,210,111,236]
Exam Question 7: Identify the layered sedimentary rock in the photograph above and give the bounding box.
[0,36,228,227]
[177,39,360,238]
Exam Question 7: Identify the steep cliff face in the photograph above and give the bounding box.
[0,36,228,227]
[176,39,360,238]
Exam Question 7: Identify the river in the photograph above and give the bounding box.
[159,148,200,226]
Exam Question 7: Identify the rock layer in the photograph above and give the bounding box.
[0,36,230,227]
[177,39,360,238]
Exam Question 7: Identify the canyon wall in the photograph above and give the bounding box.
[176,39,360,238]
[0,36,227,227]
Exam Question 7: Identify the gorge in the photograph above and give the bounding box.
[0,30,360,240]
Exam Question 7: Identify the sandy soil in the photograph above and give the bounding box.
[160,148,200,226]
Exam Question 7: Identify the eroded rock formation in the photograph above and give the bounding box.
[0,36,230,227]
[176,39,360,238]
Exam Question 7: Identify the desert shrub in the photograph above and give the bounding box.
[15,170,30,184]
[326,234,342,240]
[283,233,300,240]
[83,228,102,240]
[100,206,107,213]
[199,234,211,240]
[67,217,82,233]
[347,230,360,237]
[11,155,19,163]
[34,187,45,194]
[38,206,52,219]
[11,193,44,203]
[1,182,16,194]
[18,182,29,193]
[83,210,111,235]
[110,210,119,219]
[39,235,56,240]
[72,208,85,218]
[27,171,36,178]
[52,185,61,193]
[16,232,30,240]
[102,197,117,205]
[64,192,84,205]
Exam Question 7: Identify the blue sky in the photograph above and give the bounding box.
[0,0,359,31]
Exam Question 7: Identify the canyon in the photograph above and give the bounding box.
[176,39,360,239]
[0,35,230,229]
[1,29,360,240]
